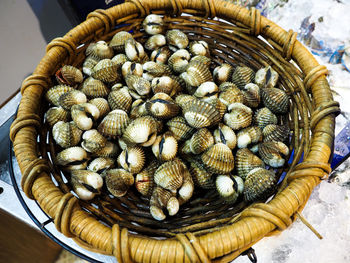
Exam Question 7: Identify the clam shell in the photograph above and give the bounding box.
[213,64,233,85]
[179,140,192,156]
[71,103,100,130]
[201,143,235,174]
[253,107,278,129]
[129,99,147,119]
[81,129,107,153]
[71,170,103,200]
[219,86,245,106]
[142,61,172,81]
[242,83,260,108]
[56,146,89,169]
[125,75,151,98]
[190,55,211,67]
[86,41,114,59]
[258,141,289,168]
[189,160,215,189]
[178,169,194,204]
[118,146,146,173]
[92,141,119,158]
[219,82,238,92]
[150,46,171,64]
[105,169,134,197]
[194,82,219,104]
[180,61,213,87]
[255,66,279,88]
[135,160,158,197]
[263,124,290,142]
[166,116,195,141]
[143,14,164,35]
[168,49,190,73]
[145,93,180,119]
[154,159,185,191]
[109,31,133,52]
[83,56,100,76]
[111,54,128,70]
[52,121,82,148]
[87,157,114,174]
[108,87,132,112]
[98,109,129,139]
[152,76,182,97]
[213,123,237,150]
[261,88,289,114]
[150,187,179,220]
[145,34,166,50]
[244,167,276,202]
[152,132,178,161]
[237,126,262,149]
[235,148,265,180]
[209,98,227,119]
[80,77,109,98]
[215,174,237,199]
[189,128,214,154]
[122,116,158,147]
[224,103,252,130]
[45,85,74,106]
[182,99,221,128]
[166,29,189,50]
[92,59,120,83]
[89,98,110,118]
[125,38,145,63]
[231,66,255,89]
[58,90,87,110]
[175,94,196,108]
[189,40,210,57]
[121,61,143,78]
[45,106,70,126]
[56,65,83,86]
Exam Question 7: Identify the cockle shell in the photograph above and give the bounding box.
[213,123,237,150]
[91,59,120,83]
[98,109,129,139]
[213,64,234,84]
[56,65,83,86]
[81,129,107,153]
[258,141,289,168]
[231,66,255,89]
[108,87,132,112]
[152,132,178,161]
[71,103,100,130]
[52,121,82,148]
[145,34,166,50]
[237,126,262,148]
[166,116,195,141]
[216,175,243,203]
[194,82,219,104]
[56,147,89,170]
[111,54,128,70]
[244,167,276,202]
[190,55,211,67]
[125,38,145,63]
[71,170,103,200]
[125,75,151,98]
[180,61,213,87]
[80,77,109,98]
[150,186,179,220]
[150,46,171,64]
[189,40,210,57]
[129,99,147,119]
[104,169,134,197]
[242,83,260,108]
[122,116,158,147]
[224,103,253,130]
[109,31,133,52]
[261,87,289,114]
[219,82,238,92]
[166,29,189,50]
[189,160,215,189]
[58,90,87,110]
[188,128,214,154]
[45,106,70,126]
[178,168,194,204]
[83,56,100,76]
[152,76,182,97]
[219,86,245,106]
[143,14,164,35]
[263,124,290,142]
[235,148,265,180]
[182,98,221,128]
[168,49,191,74]
[121,61,143,78]
[118,146,145,173]
[209,98,227,119]
[201,143,235,174]
[87,157,114,174]
[89,98,110,118]
[255,66,279,88]
[154,159,185,191]
[45,85,74,106]
[135,160,158,197]
[86,40,114,59]
[92,141,119,158]
[253,107,278,129]
[175,94,196,108]
[145,93,180,119]
[143,61,172,81]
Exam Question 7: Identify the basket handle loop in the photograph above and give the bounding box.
[20,74,51,95]
[250,7,261,36]
[54,192,77,237]
[87,9,116,36]
[304,65,329,92]
[169,0,183,16]
[10,113,41,143]
[176,233,211,263]
[112,224,132,263]
[126,0,150,17]
[46,37,77,65]
[282,29,297,61]
[201,0,216,18]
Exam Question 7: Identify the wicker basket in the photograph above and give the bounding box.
[10,0,340,262]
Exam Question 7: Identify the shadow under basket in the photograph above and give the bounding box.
[9,0,340,262]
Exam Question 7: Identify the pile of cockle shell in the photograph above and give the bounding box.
[44,14,290,221]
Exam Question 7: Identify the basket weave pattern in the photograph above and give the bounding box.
[10,0,340,262]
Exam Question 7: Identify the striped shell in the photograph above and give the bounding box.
[111,54,128,70]
[80,77,109,98]
[92,141,119,158]
[255,66,279,88]
[150,46,171,64]
[45,107,70,126]
[189,160,215,189]
[81,129,107,153]
[87,157,115,174]
[261,88,289,114]
[235,148,265,180]
[168,49,191,73]
[121,61,143,78]
[219,82,238,92]
[125,38,145,63]
[71,170,103,200]
[71,103,100,130]
[244,168,276,202]
[56,65,83,86]
[122,116,158,147]
[58,90,87,110]
[91,59,120,83]
[83,56,100,76]
[52,121,82,149]
[105,169,134,197]
[231,66,255,89]
[125,75,151,98]
[143,14,164,35]
[253,107,278,129]
[45,85,74,106]
[154,159,185,191]
[242,83,260,108]
[189,40,210,57]
[108,87,132,112]
[118,146,146,173]
[109,31,133,52]
[213,123,237,150]
[150,187,179,220]
[144,34,166,50]
[145,93,180,119]
[224,103,253,130]
[56,147,89,171]
[215,175,243,203]
[178,168,194,204]
[166,29,189,50]
[189,128,214,154]
[180,61,213,87]
[258,141,289,168]
[237,126,262,149]
[86,41,113,59]
[152,132,178,161]
[219,86,245,106]
[143,61,172,81]
[175,94,196,108]
[98,109,129,139]
[263,124,290,142]
[135,160,158,197]
[201,143,235,174]
[166,116,195,141]
[194,82,219,104]
[89,98,110,118]
[213,64,234,85]
[152,76,182,97]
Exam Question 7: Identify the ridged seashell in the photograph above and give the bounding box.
[209,98,227,119]
[142,62,172,81]
[52,121,82,148]
[104,169,134,197]
[154,159,184,191]
[188,128,214,154]
[92,141,119,158]
[231,66,255,89]
[109,31,133,52]
[213,123,237,150]
[86,40,114,59]
[87,157,114,174]
[152,132,178,161]
[91,59,120,83]
[235,148,265,180]
[213,64,234,85]
[190,55,211,67]
[201,143,235,174]
[135,160,158,197]
[111,54,128,70]
[180,61,213,87]
[194,82,219,104]
[81,129,107,153]
[145,34,166,50]
[166,116,195,141]
[179,139,192,156]
[244,168,276,202]
[219,82,238,92]
[174,94,196,108]
[242,83,260,108]
[121,61,143,78]
[129,99,147,119]
[168,49,190,74]
[237,126,262,149]
[45,106,70,126]
[122,116,158,147]
[189,40,209,57]
[89,98,110,118]
[258,141,289,168]
[254,107,278,129]
[58,90,87,110]
[125,38,145,63]
[216,175,243,203]
[219,86,245,106]
[189,160,215,189]
[263,124,290,142]
[150,46,171,64]
[224,103,252,130]
[125,75,151,98]
[143,14,164,35]
[118,146,145,173]
[71,103,100,130]
[178,168,194,204]
[145,93,180,119]
[150,187,179,220]
[166,29,189,50]
[182,99,221,128]
[152,76,182,97]
[83,56,100,76]
[261,88,290,114]
[98,109,129,139]
[56,147,89,170]
[45,85,74,106]
[255,66,279,88]
[80,77,109,98]
[56,65,83,86]
[108,87,132,113]
[71,170,103,200]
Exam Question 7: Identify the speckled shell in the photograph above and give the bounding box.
[56,147,89,170]
[213,64,234,85]
[237,126,262,149]
[125,75,151,98]
[151,76,182,97]
[71,103,100,130]
[105,169,134,197]
[213,123,237,150]
[143,14,164,35]
[87,157,114,174]
[263,124,290,142]
[143,61,172,81]
[145,93,180,119]
[121,61,143,78]
[180,61,213,87]
[80,77,109,98]
[135,160,158,197]
[219,86,245,106]
[253,107,278,129]
[255,66,279,88]
[122,116,158,147]
[224,103,253,130]
[89,98,110,118]
[189,160,215,189]
[81,129,107,153]
[56,65,83,86]
[125,38,145,63]
[231,66,255,89]
[258,141,289,168]
[71,170,103,200]
[52,121,82,148]
[83,56,100,76]
[45,106,70,126]
[244,167,276,202]
[235,148,265,180]
[182,99,221,128]
[152,132,178,161]
[144,34,166,50]
[109,31,133,52]
[261,88,289,114]
[166,116,195,141]
[58,90,87,110]
[98,109,129,139]
[168,49,190,74]
[242,83,260,108]
[154,159,185,191]
[166,29,189,50]
[189,40,210,57]
[201,143,235,174]
[45,85,74,106]
[118,146,146,173]
[150,46,171,64]
[91,59,120,83]
[86,41,114,59]
[189,128,214,154]
[108,87,132,113]
[92,141,119,158]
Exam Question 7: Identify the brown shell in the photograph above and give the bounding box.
[52,121,82,149]
[83,56,100,76]
[143,61,172,81]
[189,160,215,189]
[224,103,253,130]
[152,132,178,161]
[118,146,146,173]
[58,90,87,110]
[166,29,189,50]
[213,123,237,150]
[175,94,196,108]
[91,59,120,83]
[231,66,255,89]
[98,109,129,139]
[105,169,134,197]
[255,66,279,88]
[258,141,289,168]
[219,86,245,106]
[144,34,166,50]
[219,82,238,92]
[180,61,213,87]
[244,168,276,202]
[71,103,100,130]
[122,116,158,147]
[86,41,114,59]
[168,49,190,73]
[201,143,235,174]
[261,87,289,114]
[125,75,151,98]
[81,129,107,153]
[189,40,210,57]
[108,87,132,113]
[242,83,261,108]
[121,61,143,78]
[143,14,164,35]
[166,116,195,141]
[237,126,263,149]
[263,124,290,142]
[89,98,110,118]
[253,107,278,130]
[111,54,128,70]
[45,85,74,106]
[56,65,83,86]
[71,170,103,200]
[92,141,119,158]
[56,146,89,169]
[145,93,180,119]
[150,46,171,64]
[151,76,183,97]
[125,38,145,63]
[154,159,185,191]
[213,64,234,85]
[235,148,265,180]
[87,157,115,174]
[135,160,159,197]
[109,31,133,52]
[45,106,70,126]
[189,128,214,154]
[80,77,110,98]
